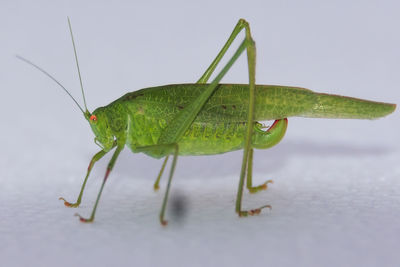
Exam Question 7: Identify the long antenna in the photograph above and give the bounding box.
[16,55,85,114]
[68,17,88,112]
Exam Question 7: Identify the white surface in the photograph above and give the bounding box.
[1,1,400,267]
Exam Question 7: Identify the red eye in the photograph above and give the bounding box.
[90,115,97,122]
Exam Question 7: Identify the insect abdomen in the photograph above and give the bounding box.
[178,121,247,155]
[300,93,396,119]
[120,84,395,121]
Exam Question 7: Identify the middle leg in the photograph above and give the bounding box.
[246,148,273,194]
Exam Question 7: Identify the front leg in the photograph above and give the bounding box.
[75,144,124,223]
[59,143,116,207]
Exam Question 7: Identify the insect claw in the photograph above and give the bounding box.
[74,213,93,223]
[261,204,272,210]
[161,220,168,226]
[238,211,248,217]
[248,179,274,194]
[238,205,272,217]
[248,209,261,215]
[59,197,80,208]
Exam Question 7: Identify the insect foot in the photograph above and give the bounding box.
[153,184,160,191]
[238,205,272,217]
[74,213,94,223]
[248,180,274,194]
[59,197,80,208]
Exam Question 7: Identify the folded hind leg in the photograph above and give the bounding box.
[246,148,273,193]
[246,119,288,194]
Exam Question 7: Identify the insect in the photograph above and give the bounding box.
[18,18,396,226]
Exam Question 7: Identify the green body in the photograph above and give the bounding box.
[91,83,395,157]
[31,18,394,224]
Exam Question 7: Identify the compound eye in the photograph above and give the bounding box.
[90,115,97,122]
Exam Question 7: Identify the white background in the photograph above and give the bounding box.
[1,1,399,267]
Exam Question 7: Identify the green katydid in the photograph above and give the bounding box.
[18,18,396,226]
